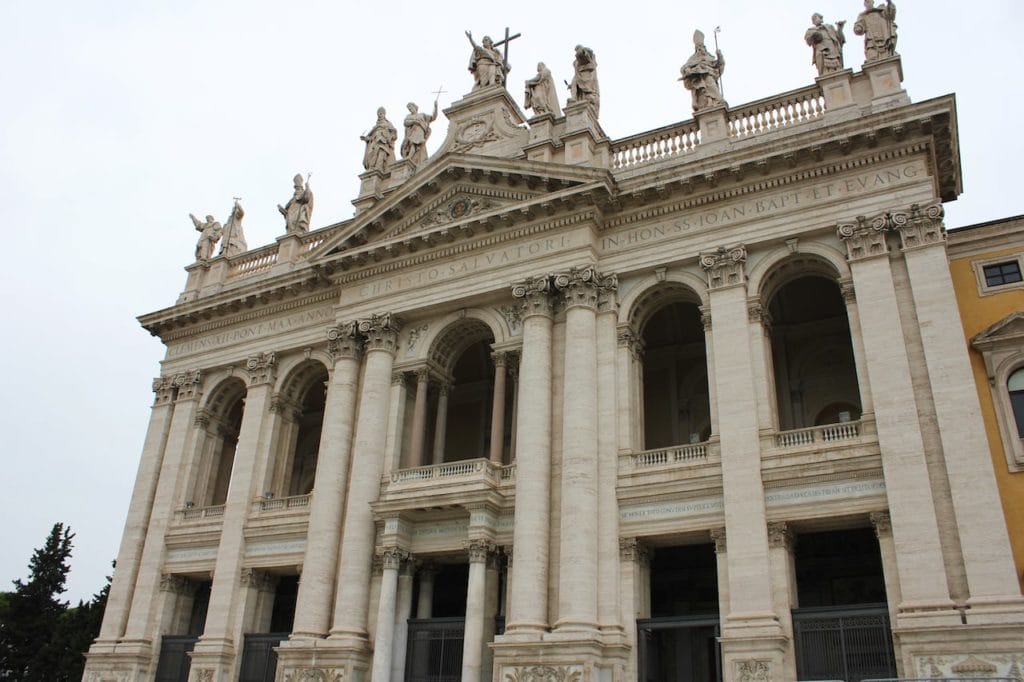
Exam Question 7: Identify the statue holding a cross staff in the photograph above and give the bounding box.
[465,31,507,90]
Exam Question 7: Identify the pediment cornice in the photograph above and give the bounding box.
[973,312,1024,351]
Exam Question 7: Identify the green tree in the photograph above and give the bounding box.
[0,523,74,681]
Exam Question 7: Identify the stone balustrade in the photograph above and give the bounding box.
[253,493,311,513]
[625,442,711,470]
[610,120,701,170]
[174,504,225,523]
[226,244,279,281]
[728,84,826,139]
[774,420,862,449]
[388,457,502,485]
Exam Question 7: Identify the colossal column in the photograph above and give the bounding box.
[699,246,786,670]
[893,203,1024,616]
[291,323,364,638]
[836,217,956,619]
[330,313,403,645]
[96,375,178,644]
[504,276,554,635]
[553,266,606,631]
[193,352,277,667]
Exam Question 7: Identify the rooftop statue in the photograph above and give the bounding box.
[278,174,314,234]
[401,100,439,168]
[567,45,600,116]
[805,13,846,76]
[190,213,221,262]
[465,31,507,90]
[853,0,897,62]
[680,30,726,113]
[361,107,398,173]
[524,62,562,117]
[219,200,248,257]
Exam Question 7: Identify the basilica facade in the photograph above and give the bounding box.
[85,22,1024,682]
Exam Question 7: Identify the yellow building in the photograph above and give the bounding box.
[949,215,1024,591]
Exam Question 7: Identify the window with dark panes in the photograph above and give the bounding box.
[983,261,1023,287]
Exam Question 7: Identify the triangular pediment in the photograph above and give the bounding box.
[973,311,1024,350]
[307,153,613,266]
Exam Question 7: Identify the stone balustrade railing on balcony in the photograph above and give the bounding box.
[623,441,712,471]
[175,504,225,523]
[252,493,311,513]
[728,84,826,140]
[226,243,279,282]
[610,120,701,170]
[774,420,862,449]
[388,457,503,485]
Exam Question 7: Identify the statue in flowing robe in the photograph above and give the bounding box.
[524,62,561,117]
[567,45,600,116]
[401,100,439,167]
[219,200,248,257]
[190,213,221,261]
[805,13,846,76]
[680,30,726,113]
[361,107,398,173]
[278,174,313,234]
[465,31,507,90]
[853,0,897,62]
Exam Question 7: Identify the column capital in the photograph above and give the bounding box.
[767,522,795,550]
[170,369,203,401]
[491,351,510,368]
[747,299,773,327]
[239,568,278,592]
[268,393,302,421]
[326,321,363,361]
[379,547,410,570]
[700,245,747,290]
[839,278,856,304]
[358,313,403,355]
[152,376,176,406]
[392,371,410,387]
[413,366,432,383]
[553,265,617,311]
[619,537,650,565]
[511,275,554,318]
[837,214,890,261]
[159,574,197,596]
[466,539,497,563]
[709,527,727,553]
[193,408,212,430]
[893,202,946,252]
[870,510,893,538]
[699,305,713,332]
[245,352,278,386]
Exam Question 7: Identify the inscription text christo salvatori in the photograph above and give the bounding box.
[166,307,334,358]
[601,162,925,252]
[355,234,572,298]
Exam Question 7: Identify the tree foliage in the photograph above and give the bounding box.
[0,524,108,682]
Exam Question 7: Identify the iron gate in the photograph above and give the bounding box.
[792,604,896,682]
[637,615,722,682]
[154,636,197,682]
[405,617,465,682]
[238,632,288,682]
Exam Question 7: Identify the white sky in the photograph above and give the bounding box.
[1,0,1021,604]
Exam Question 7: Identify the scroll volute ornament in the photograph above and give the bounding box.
[326,320,363,360]
[358,313,403,354]
[511,275,554,318]
[700,245,747,289]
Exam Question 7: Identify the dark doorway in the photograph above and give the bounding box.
[406,563,468,682]
[238,575,298,682]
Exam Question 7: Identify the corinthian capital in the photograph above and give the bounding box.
[171,369,203,401]
[700,245,747,290]
[379,546,410,570]
[553,265,617,310]
[152,376,175,406]
[511,275,554,318]
[327,321,363,361]
[358,313,403,354]
[891,202,946,251]
[245,352,278,386]
[837,213,890,261]
[466,539,497,563]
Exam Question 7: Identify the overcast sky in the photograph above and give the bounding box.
[1,0,1021,604]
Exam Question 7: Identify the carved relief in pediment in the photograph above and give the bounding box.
[419,193,499,229]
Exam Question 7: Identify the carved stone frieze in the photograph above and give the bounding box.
[502,665,583,682]
[700,245,747,289]
[406,324,429,353]
[497,303,524,333]
[870,510,892,538]
[245,352,278,386]
[358,313,403,355]
[171,369,203,401]
[195,670,214,682]
[451,119,503,153]
[892,202,946,251]
[767,522,794,550]
[420,194,498,228]
[553,266,617,311]
[511,276,554,319]
[283,669,345,682]
[467,538,497,563]
[736,660,772,682]
[326,321,363,360]
[914,653,1024,680]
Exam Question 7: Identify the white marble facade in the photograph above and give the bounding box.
[84,51,1024,682]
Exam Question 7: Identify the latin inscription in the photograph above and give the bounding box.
[765,479,885,505]
[601,161,924,252]
[354,235,573,299]
[167,307,334,358]
[621,497,725,522]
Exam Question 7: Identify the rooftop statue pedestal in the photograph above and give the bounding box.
[523,112,559,163]
[817,67,858,117]
[864,54,909,109]
[561,100,609,167]
[436,84,529,160]
[353,168,389,214]
[696,104,730,146]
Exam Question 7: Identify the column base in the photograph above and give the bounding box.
[893,621,1024,679]
[718,612,789,682]
[277,637,372,682]
[965,594,1024,625]
[188,638,237,682]
[82,639,155,680]
[491,632,629,682]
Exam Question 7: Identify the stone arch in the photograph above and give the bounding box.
[406,307,509,365]
[619,270,709,329]
[269,358,331,497]
[273,349,334,395]
[192,375,248,507]
[748,242,850,304]
[427,317,498,376]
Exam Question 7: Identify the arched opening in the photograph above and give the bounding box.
[766,274,861,431]
[640,297,711,450]
[193,377,247,507]
[1008,367,1024,437]
[443,339,499,462]
[271,362,329,497]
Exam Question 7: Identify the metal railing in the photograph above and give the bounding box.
[793,604,896,682]
[405,617,465,682]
